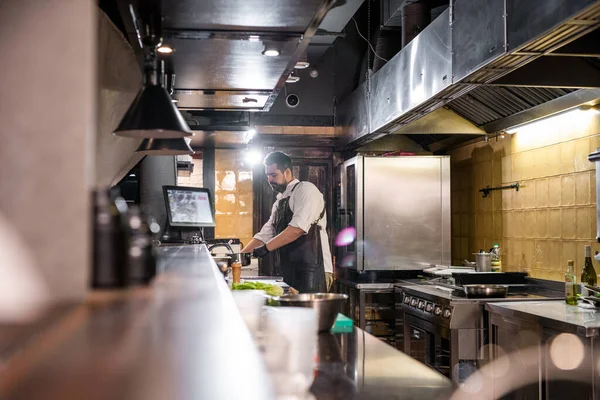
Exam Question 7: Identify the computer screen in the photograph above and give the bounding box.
[163,186,216,228]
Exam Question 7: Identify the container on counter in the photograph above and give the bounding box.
[490,244,502,272]
[91,189,127,289]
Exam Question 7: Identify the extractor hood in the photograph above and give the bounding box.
[336,0,600,149]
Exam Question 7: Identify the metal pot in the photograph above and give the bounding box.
[473,252,492,272]
[463,284,507,298]
[230,252,252,266]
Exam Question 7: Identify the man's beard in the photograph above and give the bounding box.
[270,181,288,193]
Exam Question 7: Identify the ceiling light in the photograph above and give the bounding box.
[295,61,310,69]
[505,107,584,135]
[244,150,263,166]
[263,48,280,57]
[286,74,300,83]
[309,67,319,78]
[135,137,194,156]
[294,50,309,69]
[114,60,193,139]
[157,46,173,54]
[248,35,260,42]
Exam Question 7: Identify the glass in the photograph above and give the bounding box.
[261,306,317,397]
[230,290,265,338]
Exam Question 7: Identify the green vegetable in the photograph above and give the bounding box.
[232,281,284,296]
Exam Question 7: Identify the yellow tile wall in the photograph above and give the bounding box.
[450,110,600,281]
[214,149,254,248]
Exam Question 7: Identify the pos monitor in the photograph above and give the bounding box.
[161,186,216,243]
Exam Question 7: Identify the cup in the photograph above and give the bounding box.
[261,306,318,397]
[231,290,265,337]
[231,262,242,283]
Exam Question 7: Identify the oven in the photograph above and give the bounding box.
[404,313,453,378]
[400,286,485,387]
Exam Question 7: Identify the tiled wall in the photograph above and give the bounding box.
[450,109,600,281]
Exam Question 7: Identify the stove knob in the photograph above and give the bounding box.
[434,306,442,316]
[410,298,418,307]
[425,303,434,313]
[404,296,411,305]
[418,300,425,310]
[443,308,452,319]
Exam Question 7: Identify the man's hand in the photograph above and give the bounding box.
[252,245,270,258]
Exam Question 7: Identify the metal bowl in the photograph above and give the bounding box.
[463,284,507,298]
[273,293,349,332]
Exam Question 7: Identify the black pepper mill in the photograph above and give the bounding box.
[91,189,128,289]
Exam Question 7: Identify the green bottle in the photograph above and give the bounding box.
[565,260,578,305]
[580,246,597,294]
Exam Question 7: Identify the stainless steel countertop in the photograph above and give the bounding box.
[2,245,275,400]
[2,246,452,399]
[486,301,600,337]
[313,327,452,399]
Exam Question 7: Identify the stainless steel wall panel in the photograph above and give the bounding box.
[369,9,452,134]
[506,0,599,52]
[452,0,507,84]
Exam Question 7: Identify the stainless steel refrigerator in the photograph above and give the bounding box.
[337,155,451,271]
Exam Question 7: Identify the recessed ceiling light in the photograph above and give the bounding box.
[263,49,280,57]
[157,46,173,54]
[249,35,260,42]
[294,61,310,69]
[286,75,300,83]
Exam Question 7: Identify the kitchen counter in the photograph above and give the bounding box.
[313,327,452,399]
[1,245,274,400]
[1,245,451,399]
[486,300,600,337]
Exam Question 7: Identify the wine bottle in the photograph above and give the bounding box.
[580,245,597,296]
[565,260,577,305]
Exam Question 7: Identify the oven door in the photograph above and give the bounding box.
[404,313,452,379]
[338,156,361,269]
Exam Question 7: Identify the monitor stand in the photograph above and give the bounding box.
[160,225,204,244]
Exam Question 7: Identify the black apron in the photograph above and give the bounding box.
[272,183,327,293]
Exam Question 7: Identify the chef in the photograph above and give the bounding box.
[241,151,333,293]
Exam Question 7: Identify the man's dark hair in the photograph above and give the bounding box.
[263,151,293,174]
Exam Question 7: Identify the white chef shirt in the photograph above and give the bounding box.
[254,179,333,274]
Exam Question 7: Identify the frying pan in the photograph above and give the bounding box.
[433,282,507,298]
[462,284,507,298]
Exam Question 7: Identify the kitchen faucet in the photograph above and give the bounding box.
[208,242,234,254]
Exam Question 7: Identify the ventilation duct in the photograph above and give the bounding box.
[337,0,600,148]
